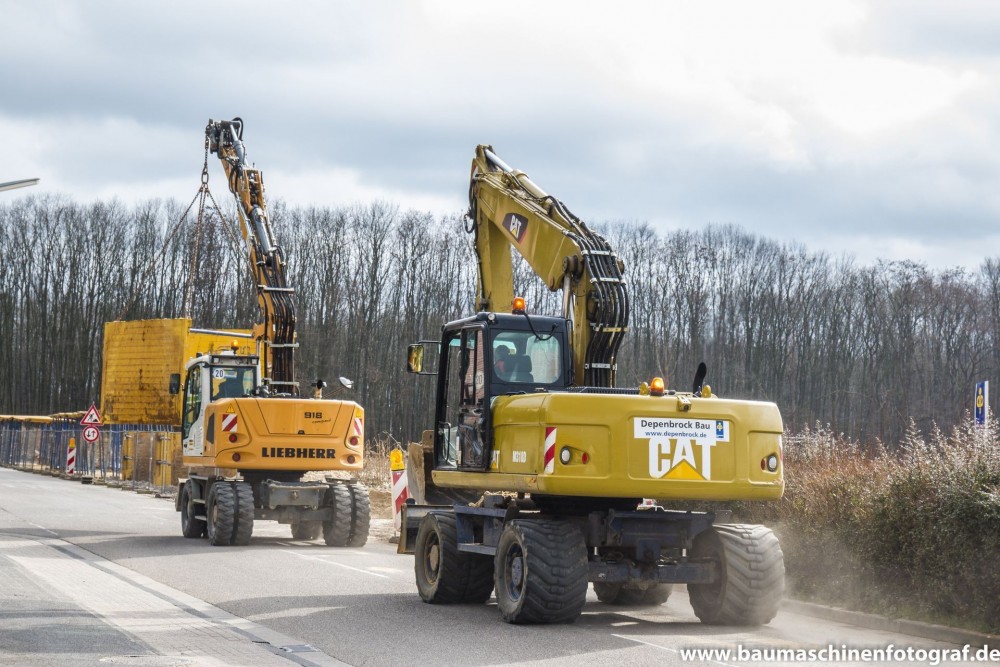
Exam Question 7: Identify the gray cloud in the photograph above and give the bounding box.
[3,1,1000,269]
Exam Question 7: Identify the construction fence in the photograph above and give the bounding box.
[0,415,182,496]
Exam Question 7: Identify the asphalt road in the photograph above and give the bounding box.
[0,467,987,666]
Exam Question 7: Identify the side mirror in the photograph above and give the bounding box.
[338,376,354,390]
[169,373,181,395]
[407,344,424,374]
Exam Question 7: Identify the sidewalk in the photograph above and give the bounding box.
[0,518,346,667]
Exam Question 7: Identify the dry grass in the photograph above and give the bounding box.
[736,421,1000,634]
[358,436,396,491]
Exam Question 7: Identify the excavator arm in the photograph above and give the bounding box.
[467,145,629,387]
[206,118,297,392]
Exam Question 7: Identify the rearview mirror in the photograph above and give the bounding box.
[407,344,424,373]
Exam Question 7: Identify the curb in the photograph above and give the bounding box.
[783,599,999,646]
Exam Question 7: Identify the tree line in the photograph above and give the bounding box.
[1,194,996,448]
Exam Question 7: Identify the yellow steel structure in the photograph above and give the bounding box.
[101,318,250,425]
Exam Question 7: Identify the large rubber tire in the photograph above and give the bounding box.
[206,482,235,546]
[231,482,255,546]
[180,483,206,539]
[347,484,371,547]
[463,552,496,604]
[688,524,785,626]
[494,520,588,624]
[323,483,353,547]
[291,521,322,541]
[594,582,673,606]
[414,512,494,604]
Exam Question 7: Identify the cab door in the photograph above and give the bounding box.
[435,325,492,471]
[181,365,205,456]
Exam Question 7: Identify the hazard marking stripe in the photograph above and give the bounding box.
[221,413,238,432]
[353,417,363,437]
[392,471,409,508]
[544,427,556,474]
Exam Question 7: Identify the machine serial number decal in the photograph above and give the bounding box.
[634,417,729,481]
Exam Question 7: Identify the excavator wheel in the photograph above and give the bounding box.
[494,519,588,624]
[463,550,495,604]
[322,483,353,547]
[206,482,235,546]
[414,512,493,604]
[179,483,206,539]
[291,521,322,541]
[231,482,255,546]
[688,524,785,625]
[593,582,672,606]
[347,483,371,548]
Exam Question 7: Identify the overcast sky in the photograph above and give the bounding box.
[3,1,1000,269]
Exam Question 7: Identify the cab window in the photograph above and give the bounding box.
[492,331,561,385]
[211,366,255,400]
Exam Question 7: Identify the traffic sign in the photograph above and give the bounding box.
[81,403,103,426]
[976,380,989,426]
[82,425,100,443]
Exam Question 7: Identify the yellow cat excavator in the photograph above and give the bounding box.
[400,145,785,624]
[174,118,369,547]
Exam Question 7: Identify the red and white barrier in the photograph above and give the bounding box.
[66,437,76,475]
[390,449,409,531]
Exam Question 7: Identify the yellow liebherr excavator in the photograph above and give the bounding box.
[400,145,785,624]
[174,118,369,547]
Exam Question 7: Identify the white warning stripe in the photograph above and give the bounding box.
[221,413,238,432]
[353,417,363,438]
[543,427,556,474]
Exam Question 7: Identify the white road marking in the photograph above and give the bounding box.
[612,634,740,667]
[279,549,391,578]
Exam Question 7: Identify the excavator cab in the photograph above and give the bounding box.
[420,312,572,472]
[180,352,260,457]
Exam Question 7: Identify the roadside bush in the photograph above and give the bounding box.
[752,421,1000,633]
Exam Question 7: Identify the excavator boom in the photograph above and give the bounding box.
[206,118,297,392]
[467,145,628,387]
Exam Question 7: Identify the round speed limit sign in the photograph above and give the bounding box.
[82,425,100,443]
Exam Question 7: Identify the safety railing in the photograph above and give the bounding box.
[0,416,181,497]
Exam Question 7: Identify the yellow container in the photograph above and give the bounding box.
[100,319,251,426]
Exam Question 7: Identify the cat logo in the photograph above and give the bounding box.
[634,417,729,481]
[502,213,528,243]
[648,438,715,480]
